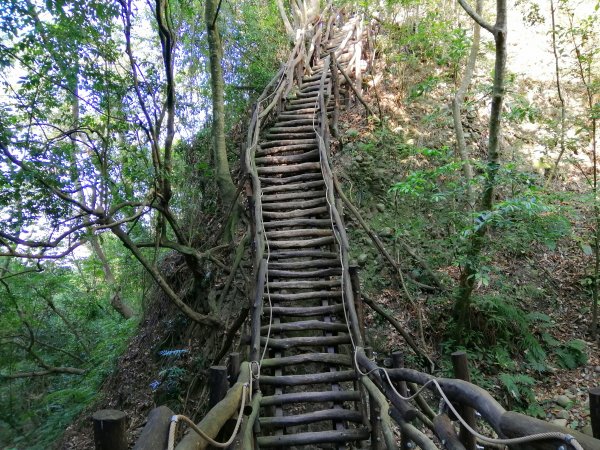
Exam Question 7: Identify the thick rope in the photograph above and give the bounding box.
[166,383,248,450]
[353,348,584,450]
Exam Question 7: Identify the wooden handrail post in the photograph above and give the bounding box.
[330,53,340,139]
[209,365,229,408]
[392,352,412,450]
[92,409,128,450]
[451,351,477,450]
[349,264,365,341]
[366,347,384,450]
[228,352,241,387]
[591,387,600,439]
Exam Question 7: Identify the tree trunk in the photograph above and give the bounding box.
[455,0,507,332]
[206,0,237,211]
[452,0,482,208]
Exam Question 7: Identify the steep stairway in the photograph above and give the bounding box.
[252,18,370,449]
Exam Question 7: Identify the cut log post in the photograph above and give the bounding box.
[591,387,600,439]
[132,406,173,450]
[209,366,229,408]
[393,352,412,450]
[92,409,128,450]
[451,351,477,450]
[349,264,365,341]
[228,352,241,387]
[366,347,384,449]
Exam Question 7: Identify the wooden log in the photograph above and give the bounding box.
[266,229,332,240]
[257,162,321,176]
[261,180,325,194]
[265,290,342,302]
[263,197,326,211]
[360,374,399,450]
[227,353,240,388]
[267,279,339,289]
[262,206,328,219]
[259,172,322,185]
[268,236,335,250]
[273,118,316,126]
[385,368,506,431]
[256,144,318,157]
[260,390,360,406]
[500,411,600,450]
[260,138,316,149]
[269,261,339,272]
[260,320,347,333]
[259,369,356,386]
[255,150,319,166]
[260,352,351,368]
[175,364,249,450]
[267,250,337,258]
[93,409,128,450]
[349,265,365,341]
[262,190,326,203]
[433,414,467,450]
[249,259,266,361]
[238,392,261,450]
[268,268,341,278]
[259,408,363,428]
[591,387,600,439]
[260,334,351,350]
[255,428,370,447]
[390,407,438,450]
[264,304,344,317]
[209,366,229,408]
[393,352,414,450]
[452,351,477,450]
[269,125,316,133]
[132,406,173,450]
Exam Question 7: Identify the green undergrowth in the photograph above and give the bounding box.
[337,120,588,414]
[0,253,143,449]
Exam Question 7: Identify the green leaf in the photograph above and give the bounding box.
[581,243,593,255]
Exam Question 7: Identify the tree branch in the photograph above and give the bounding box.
[457,0,494,33]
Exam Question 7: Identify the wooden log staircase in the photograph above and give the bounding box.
[131,8,600,450]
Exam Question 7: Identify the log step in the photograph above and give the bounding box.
[256,428,370,448]
[261,180,325,194]
[273,118,316,127]
[259,172,323,185]
[265,290,342,302]
[262,206,328,219]
[255,149,319,166]
[260,389,360,406]
[267,250,338,259]
[262,218,331,228]
[260,320,347,333]
[269,125,316,133]
[267,259,339,270]
[262,190,325,203]
[265,228,331,239]
[279,107,318,116]
[267,267,341,278]
[264,304,344,317]
[260,138,317,149]
[259,368,355,385]
[261,198,326,211]
[257,162,321,176]
[259,353,352,369]
[265,131,315,139]
[267,279,340,290]
[259,408,363,429]
[255,144,318,157]
[267,236,334,249]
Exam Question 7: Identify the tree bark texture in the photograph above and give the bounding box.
[206,0,237,210]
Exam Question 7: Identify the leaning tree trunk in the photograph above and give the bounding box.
[206,0,237,213]
[455,0,507,332]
